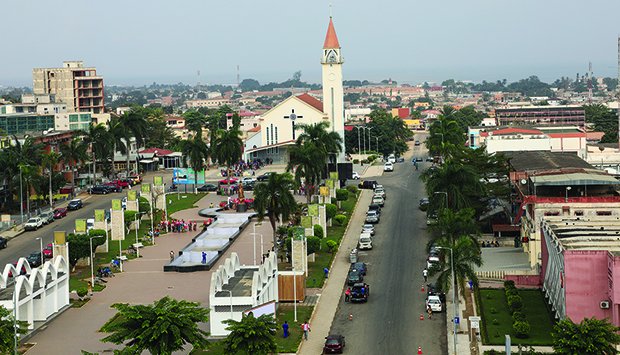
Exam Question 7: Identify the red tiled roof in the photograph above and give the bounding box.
[490,128,542,136]
[297,93,324,112]
[139,148,174,155]
[248,125,261,132]
[323,17,340,49]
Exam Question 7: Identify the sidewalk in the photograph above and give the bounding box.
[298,190,372,354]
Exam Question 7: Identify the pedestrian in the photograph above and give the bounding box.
[468,279,474,291]
[423,268,428,282]
[282,320,289,338]
[427,305,433,319]
[301,321,311,340]
[210,202,214,208]
[323,267,329,279]
[169,250,174,262]
[345,287,351,302]
[201,251,207,264]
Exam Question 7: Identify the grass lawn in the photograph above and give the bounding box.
[477,288,555,346]
[195,305,314,354]
[166,192,207,215]
[306,192,358,288]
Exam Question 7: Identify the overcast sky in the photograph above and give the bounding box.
[2,0,620,87]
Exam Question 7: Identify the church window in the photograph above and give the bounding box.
[266,127,270,145]
[270,124,274,144]
[275,127,278,143]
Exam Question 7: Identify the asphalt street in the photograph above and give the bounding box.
[330,134,448,354]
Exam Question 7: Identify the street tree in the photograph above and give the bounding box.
[295,121,343,163]
[83,123,112,183]
[365,110,412,157]
[183,109,207,137]
[66,233,105,269]
[0,305,29,354]
[223,313,277,355]
[180,136,209,193]
[118,110,148,177]
[212,127,243,178]
[552,317,620,355]
[430,235,482,297]
[421,161,485,211]
[287,141,324,203]
[429,208,479,245]
[253,173,297,253]
[60,138,88,197]
[100,296,210,355]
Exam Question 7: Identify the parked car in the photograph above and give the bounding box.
[358,233,373,250]
[426,211,437,226]
[26,251,42,267]
[43,243,53,258]
[103,182,122,192]
[427,283,446,303]
[67,199,83,210]
[24,217,43,231]
[352,171,360,180]
[197,184,218,192]
[426,156,434,162]
[372,195,385,207]
[0,236,7,249]
[39,211,55,225]
[128,175,142,184]
[350,262,367,276]
[365,210,380,224]
[323,334,345,354]
[256,172,275,181]
[397,157,405,163]
[373,187,386,199]
[415,140,421,146]
[368,204,381,216]
[387,154,396,163]
[419,198,430,210]
[112,179,130,188]
[347,269,364,286]
[241,177,256,184]
[358,180,378,189]
[242,182,255,191]
[88,185,109,194]
[426,295,443,312]
[383,162,394,172]
[218,178,238,185]
[350,283,370,302]
[361,224,375,236]
[53,208,67,219]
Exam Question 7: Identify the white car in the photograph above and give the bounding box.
[242,177,256,184]
[362,224,375,236]
[358,233,373,250]
[372,195,385,207]
[374,187,386,199]
[388,154,396,163]
[352,171,361,180]
[426,295,443,312]
[383,162,394,172]
[24,217,43,231]
[365,210,380,224]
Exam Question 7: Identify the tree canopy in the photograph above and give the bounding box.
[552,317,620,355]
[223,313,277,355]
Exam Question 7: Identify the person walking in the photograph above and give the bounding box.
[301,321,311,340]
[282,320,289,338]
[345,287,351,302]
[423,268,428,282]
[323,267,329,279]
[427,305,433,319]
[169,251,174,262]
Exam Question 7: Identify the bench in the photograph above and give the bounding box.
[132,242,144,249]
[118,255,128,261]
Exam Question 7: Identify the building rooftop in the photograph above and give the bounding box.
[544,217,620,251]
[504,151,593,172]
[530,173,620,187]
[215,268,259,297]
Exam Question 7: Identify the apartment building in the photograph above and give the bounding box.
[495,105,585,128]
[33,61,105,113]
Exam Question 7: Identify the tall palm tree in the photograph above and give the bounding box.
[295,121,343,163]
[107,116,126,179]
[431,235,482,298]
[421,161,484,211]
[253,173,297,253]
[0,136,43,212]
[181,136,209,193]
[426,113,464,159]
[120,110,148,177]
[212,127,243,178]
[41,151,61,207]
[60,138,88,197]
[83,123,111,184]
[287,141,324,203]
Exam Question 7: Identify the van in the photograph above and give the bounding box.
[86,218,95,232]
[388,154,396,163]
[358,180,378,190]
[358,233,373,250]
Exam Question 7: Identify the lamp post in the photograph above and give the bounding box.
[375,137,379,152]
[439,246,457,355]
[19,165,24,224]
[35,237,43,266]
[221,289,233,320]
[366,127,375,153]
[149,184,155,245]
[89,235,104,290]
[565,186,572,203]
[13,286,18,355]
[293,266,298,322]
[434,191,448,210]
[352,126,362,155]
[134,212,140,258]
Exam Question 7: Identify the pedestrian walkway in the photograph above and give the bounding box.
[298,190,372,354]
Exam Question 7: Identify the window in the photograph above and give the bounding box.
[275,127,278,143]
[69,124,79,130]
[79,114,91,122]
[69,114,78,122]
[544,211,560,216]
[266,127,270,145]
[574,210,584,216]
[597,211,612,216]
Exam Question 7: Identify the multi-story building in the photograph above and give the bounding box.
[33,61,105,113]
[495,105,585,128]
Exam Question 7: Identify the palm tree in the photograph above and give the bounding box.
[287,141,324,203]
[223,313,277,354]
[60,138,88,197]
[119,110,148,177]
[429,208,479,246]
[253,172,297,252]
[181,136,209,193]
[431,235,482,298]
[107,116,126,179]
[41,151,61,207]
[295,121,343,163]
[83,123,111,184]
[0,136,43,211]
[212,127,243,178]
[183,109,207,137]
[100,296,210,354]
[421,161,484,211]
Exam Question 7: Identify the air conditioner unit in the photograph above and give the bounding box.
[600,301,610,309]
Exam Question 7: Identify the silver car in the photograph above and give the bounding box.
[365,210,380,224]
[374,188,386,200]
[362,224,375,236]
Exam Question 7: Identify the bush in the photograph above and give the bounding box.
[333,214,347,226]
[346,185,359,194]
[307,236,321,255]
[138,196,150,214]
[513,320,531,338]
[353,159,359,164]
[331,197,338,205]
[276,225,289,238]
[504,280,516,289]
[325,203,338,220]
[336,189,349,201]
[492,318,499,325]
[285,237,292,252]
[505,287,518,298]
[326,240,337,253]
[507,294,523,313]
[512,311,526,322]
[314,224,324,238]
[77,288,88,299]
[490,307,497,314]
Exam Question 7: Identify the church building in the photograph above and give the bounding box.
[244,17,346,164]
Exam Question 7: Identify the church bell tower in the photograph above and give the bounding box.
[321,17,345,162]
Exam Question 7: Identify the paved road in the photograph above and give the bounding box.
[329,133,448,354]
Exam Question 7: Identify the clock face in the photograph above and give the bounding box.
[327,52,337,63]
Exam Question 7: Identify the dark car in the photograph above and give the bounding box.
[368,203,381,216]
[426,156,434,162]
[103,182,122,192]
[350,283,370,302]
[323,334,345,354]
[88,185,109,194]
[242,182,255,191]
[53,207,67,219]
[415,140,421,146]
[67,199,83,210]
[358,180,378,189]
[0,236,7,249]
[197,184,218,192]
[350,262,367,276]
[419,198,430,210]
[347,269,364,286]
[397,157,405,163]
[256,172,275,181]
[26,252,42,267]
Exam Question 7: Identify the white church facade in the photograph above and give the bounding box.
[244,17,346,164]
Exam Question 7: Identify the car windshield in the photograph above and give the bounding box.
[326,338,340,345]
[360,237,371,243]
[27,219,37,223]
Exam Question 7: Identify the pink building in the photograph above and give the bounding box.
[541,216,620,325]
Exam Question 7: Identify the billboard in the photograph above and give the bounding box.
[141,184,151,194]
[127,190,137,201]
[111,199,122,211]
[173,168,205,185]
[293,227,305,241]
[153,176,163,186]
[75,219,86,233]
[301,216,312,228]
[308,204,319,217]
[94,209,105,222]
[54,231,66,245]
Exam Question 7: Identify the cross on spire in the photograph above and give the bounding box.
[284,109,303,140]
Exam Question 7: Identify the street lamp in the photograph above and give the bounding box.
[375,137,379,153]
[19,165,24,224]
[13,285,18,355]
[434,191,448,209]
[565,186,572,203]
[35,237,43,266]
[366,127,375,153]
[221,289,233,320]
[293,266,298,322]
[439,246,457,355]
[89,235,104,292]
[134,212,140,258]
[352,126,362,155]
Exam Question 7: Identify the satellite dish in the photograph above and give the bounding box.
[520,179,527,185]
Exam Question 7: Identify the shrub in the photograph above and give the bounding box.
[331,197,338,205]
[276,225,289,238]
[285,237,292,252]
[307,236,321,255]
[507,294,523,313]
[334,214,347,226]
[505,287,518,298]
[138,196,150,213]
[346,185,359,194]
[512,320,531,338]
[492,318,499,325]
[512,311,526,322]
[490,307,497,314]
[326,240,337,253]
[353,159,359,164]
[336,189,349,201]
[77,288,88,299]
[314,224,324,238]
[504,280,516,289]
[325,203,338,220]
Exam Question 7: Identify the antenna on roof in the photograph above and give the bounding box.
[329,2,333,17]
